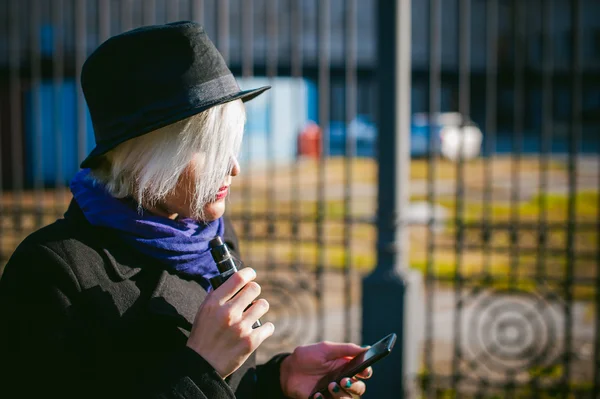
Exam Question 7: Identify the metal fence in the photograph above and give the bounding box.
[410,0,600,397]
[0,0,599,398]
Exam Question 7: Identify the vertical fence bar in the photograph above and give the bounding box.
[167,0,180,22]
[0,0,6,267]
[240,0,253,258]
[121,0,133,31]
[483,0,498,279]
[241,0,253,258]
[217,0,229,62]
[482,0,498,384]
[75,0,87,167]
[563,0,581,394]
[316,0,330,341]
[9,0,23,250]
[143,0,156,25]
[98,0,110,42]
[537,0,553,288]
[191,0,204,24]
[505,2,525,395]
[290,0,302,274]
[53,0,66,216]
[266,0,277,274]
[425,0,441,396]
[362,0,410,397]
[452,0,470,395]
[30,0,44,228]
[509,0,525,293]
[0,102,2,266]
[342,0,357,344]
[595,135,600,399]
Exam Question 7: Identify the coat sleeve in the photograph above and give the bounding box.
[0,242,240,399]
[254,353,291,398]
[221,215,292,399]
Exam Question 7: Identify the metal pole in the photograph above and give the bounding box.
[75,0,87,166]
[53,0,66,216]
[362,0,411,397]
[9,0,23,250]
[343,0,357,344]
[424,0,441,396]
[31,0,44,229]
[316,0,330,342]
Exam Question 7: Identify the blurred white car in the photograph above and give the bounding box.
[328,112,483,160]
[413,112,483,161]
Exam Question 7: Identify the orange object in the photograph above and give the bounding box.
[297,122,322,158]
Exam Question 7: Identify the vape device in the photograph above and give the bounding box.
[209,236,262,329]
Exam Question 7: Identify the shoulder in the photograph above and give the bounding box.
[1,218,105,294]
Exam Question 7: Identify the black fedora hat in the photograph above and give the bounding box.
[80,21,269,168]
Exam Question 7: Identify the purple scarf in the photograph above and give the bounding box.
[69,169,223,289]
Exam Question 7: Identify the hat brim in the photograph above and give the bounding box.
[80,85,270,169]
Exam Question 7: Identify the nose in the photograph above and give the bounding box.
[230,157,240,177]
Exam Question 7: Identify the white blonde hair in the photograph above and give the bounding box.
[90,99,245,220]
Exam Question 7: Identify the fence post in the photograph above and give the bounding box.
[362,0,411,398]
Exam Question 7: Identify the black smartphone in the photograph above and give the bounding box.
[308,333,397,399]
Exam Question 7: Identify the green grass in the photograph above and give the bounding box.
[435,191,599,224]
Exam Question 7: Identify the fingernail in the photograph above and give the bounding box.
[314,394,323,399]
[361,345,369,348]
[344,379,352,388]
[332,384,340,393]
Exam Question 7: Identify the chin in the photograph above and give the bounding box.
[200,200,226,222]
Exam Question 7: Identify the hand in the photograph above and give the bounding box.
[186,267,274,378]
[280,342,373,399]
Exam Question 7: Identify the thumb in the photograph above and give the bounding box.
[322,342,366,361]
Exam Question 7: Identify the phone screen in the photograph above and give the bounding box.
[309,333,396,398]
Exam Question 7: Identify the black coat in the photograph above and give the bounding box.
[0,200,287,399]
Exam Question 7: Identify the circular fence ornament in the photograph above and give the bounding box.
[461,289,563,383]
[255,274,317,356]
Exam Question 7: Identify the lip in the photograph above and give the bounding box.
[215,186,229,200]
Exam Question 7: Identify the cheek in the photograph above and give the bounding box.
[202,199,226,221]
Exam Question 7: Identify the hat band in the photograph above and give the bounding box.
[188,74,241,103]
[96,74,242,142]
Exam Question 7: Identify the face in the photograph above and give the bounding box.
[154,154,241,222]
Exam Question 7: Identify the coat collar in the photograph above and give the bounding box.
[65,199,145,281]
[65,199,208,330]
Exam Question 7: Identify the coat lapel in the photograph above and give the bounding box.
[147,270,208,331]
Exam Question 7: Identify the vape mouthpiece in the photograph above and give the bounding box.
[209,235,234,273]
[209,236,224,248]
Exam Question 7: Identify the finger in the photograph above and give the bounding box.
[354,366,373,380]
[322,342,366,361]
[229,281,261,312]
[328,382,352,399]
[242,298,270,326]
[214,267,256,304]
[248,321,275,349]
[339,378,366,396]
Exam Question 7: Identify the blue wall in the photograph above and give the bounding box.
[25,80,95,186]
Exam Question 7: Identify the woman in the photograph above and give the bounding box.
[0,22,372,398]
